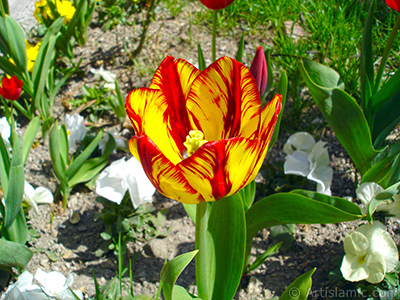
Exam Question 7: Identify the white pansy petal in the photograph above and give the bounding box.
[284,132,316,154]
[340,254,369,282]
[0,117,11,144]
[284,151,310,177]
[316,183,331,196]
[32,187,54,204]
[35,269,69,296]
[24,194,39,215]
[343,231,369,257]
[379,194,400,218]
[366,222,399,272]
[24,181,35,197]
[356,182,383,207]
[309,141,330,167]
[64,114,87,150]
[124,157,155,209]
[365,251,387,284]
[308,165,333,194]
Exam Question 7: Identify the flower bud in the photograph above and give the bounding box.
[199,0,235,10]
[385,0,400,12]
[250,47,268,96]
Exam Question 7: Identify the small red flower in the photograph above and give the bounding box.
[0,76,23,101]
[199,0,235,10]
[386,0,400,12]
[250,47,268,96]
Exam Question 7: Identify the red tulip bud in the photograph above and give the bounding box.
[0,75,23,101]
[385,0,400,11]
[250,47,268,96]
[199,0,235,10]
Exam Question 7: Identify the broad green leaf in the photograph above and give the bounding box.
[207,194,246,300]
[245,192,363,267]
[49,121,68,191]
[4,131,24,228]
[370,68,400,148]
[22,117,40,165]
[172,285,201,300]
[68,155,109,187]
[1,15,27,71]
[160,250,198,300]
[367,181,400,222]
[197,44,206,71]
[299,58,378,174]
[279,268,315,300]
[235,32,245,63]
[182,203,196,225]
[0,239,32,273]
[246,242,281,273]
[237,180,256,211]
[1,0,9,14]
[268,71,287,151]
[360,0,375,117]
[66,130,103,180]
[132,295,153,300]
[2,207,28,244]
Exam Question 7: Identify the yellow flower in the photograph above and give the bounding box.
[25,40,41,72]
[34,0,76,24]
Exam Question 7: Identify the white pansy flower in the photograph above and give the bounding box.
[98,131,126,154]
[90,66,116,90]
[0,117,11,145]
[283,132,333,195]
[96,156,155,208]
[356,182,400,217]
[24,181,54,214]
[3,269,83,300]
[340,221,398,283]
[64,113,87,150]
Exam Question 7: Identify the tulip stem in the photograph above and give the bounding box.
[373,13,400,95]
[195,202,209,300]
[212,10,217,62]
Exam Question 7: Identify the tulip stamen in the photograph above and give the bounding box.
[183,130,208,157]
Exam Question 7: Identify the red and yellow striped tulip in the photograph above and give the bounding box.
[126,56,281,204]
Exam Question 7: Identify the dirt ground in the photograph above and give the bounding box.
[3,2,400,299]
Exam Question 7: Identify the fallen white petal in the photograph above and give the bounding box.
[283,150,310,177]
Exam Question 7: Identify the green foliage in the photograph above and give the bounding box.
[95,195,167,257]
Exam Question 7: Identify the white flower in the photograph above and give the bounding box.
[0,117,11,145]
[340,221,398,283]
[96,156,155,208]
[24,181,54,214]
[90,66,116,90]
[3,269,83,300]
[283,132,333,195]
[64,114,87,150]
[356,182,400,217]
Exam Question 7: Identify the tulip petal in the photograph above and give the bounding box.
[130,135,203,204]
[126,88,183,164]
[148,56,200,153]
[187,57,261,141]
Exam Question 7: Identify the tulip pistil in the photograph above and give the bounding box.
[183,130,208,157]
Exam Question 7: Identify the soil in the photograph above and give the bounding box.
[3,2,400,299]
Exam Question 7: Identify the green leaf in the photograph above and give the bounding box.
[234,32,245,63]
[49,121,68,191]
[366,181,400,221]
[246,242,281,273]
[66,130,103,180]
[268,71,287,151]
[197,44,206,71]
[360,0,375,118]
[68,156,109,188]
[245,191,363,269]
[370,68,400,148]
[0,239,32,273]
[2,207,28,244]
[299,58,378,174]
[279,268,315,300]
[0,15,27,71]
[22,117,41,165]
[160,250,198,300]
[182,203,196,225]
[172,285,201,300]
[207,194,246,300]
[0,131,10,198]
[237,180,256,211]
[4,131,25,228]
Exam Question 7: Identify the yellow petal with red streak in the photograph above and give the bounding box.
[187,57,261,141]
